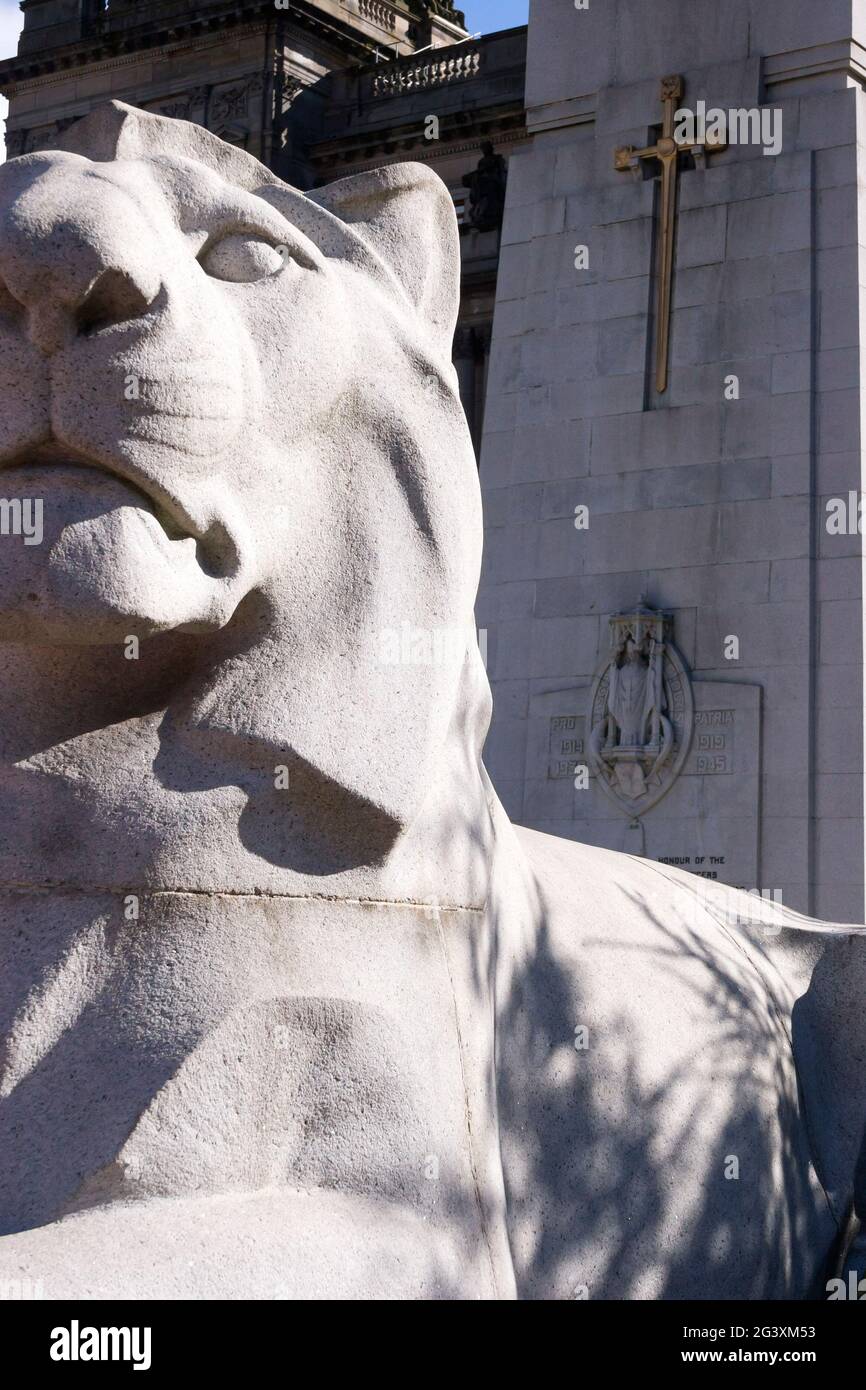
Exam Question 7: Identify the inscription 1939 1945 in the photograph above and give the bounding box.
[693,708,734,775]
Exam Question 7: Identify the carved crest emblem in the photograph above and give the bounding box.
[588,601,694,818]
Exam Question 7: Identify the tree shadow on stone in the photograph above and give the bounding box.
[494,877,835,1300]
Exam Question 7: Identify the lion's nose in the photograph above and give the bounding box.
[0,166,162,356]
[25,268,158,356]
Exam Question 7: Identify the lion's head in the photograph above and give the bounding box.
[0,103,491,873]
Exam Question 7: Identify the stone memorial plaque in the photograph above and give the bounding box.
[527,672,761,893]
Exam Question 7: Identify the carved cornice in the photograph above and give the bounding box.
[308,120,527,180]
[0,0,471,92]
[0,1,374,91]
[1,24,271,101]
[762,38,866,92]
[6,71,273,152]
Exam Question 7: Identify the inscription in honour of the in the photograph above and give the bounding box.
[588,602,694,817]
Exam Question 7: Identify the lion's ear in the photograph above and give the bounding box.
[310,164,460,356]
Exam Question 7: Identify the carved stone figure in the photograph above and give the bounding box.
[0,103,863,1300]
[609,636,656,745]
[462,141,507,232]
[589,604,693,813]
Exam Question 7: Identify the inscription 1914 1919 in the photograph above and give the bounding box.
[548,714,585,780]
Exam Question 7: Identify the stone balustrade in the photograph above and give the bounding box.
[372,47,481,97]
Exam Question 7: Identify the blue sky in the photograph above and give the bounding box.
[464,0,530,31]
[0,0,20,62]
[0,0,21,137]
[463,1,529,32]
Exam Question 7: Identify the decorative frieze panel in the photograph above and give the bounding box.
[211,75,264,125]
[146,98,193,120]
[141,89,207,124]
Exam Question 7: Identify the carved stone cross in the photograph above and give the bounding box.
[614,75,724,394]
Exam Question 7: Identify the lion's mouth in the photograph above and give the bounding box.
[0,439,198,542]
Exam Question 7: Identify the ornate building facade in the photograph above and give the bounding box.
[0,0,528,446]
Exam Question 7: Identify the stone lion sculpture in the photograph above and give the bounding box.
[0,102,863,1300]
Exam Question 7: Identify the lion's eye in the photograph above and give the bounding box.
[199,235,288,283]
